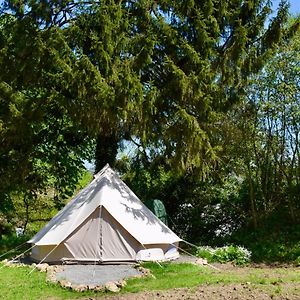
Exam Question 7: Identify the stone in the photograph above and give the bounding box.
[94,285,105,292]
[87,285,96,290]
[116,279,127,288]
[55,266,64,272]
[105,282,120,293]
[46,265,65,284]
[4,260,12,267]
[46,274,56,283]
[46,266,54,273]
[195,258,208,265]
[59,280,72,289]
[36,263,49,272]
[73,284,88,292]
[136,266,151,277]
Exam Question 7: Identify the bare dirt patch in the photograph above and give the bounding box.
[83,283,300,300]
[78,264,300,300]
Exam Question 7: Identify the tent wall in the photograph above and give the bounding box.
[100,207,141,261]
[64,208,101,261]
[31,207,179,263]
[31,209,101,263]
[32,207,144,263]
[31,244,73,263]
[142,242,180,260]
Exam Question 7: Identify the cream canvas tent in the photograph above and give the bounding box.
[28,164,181,263]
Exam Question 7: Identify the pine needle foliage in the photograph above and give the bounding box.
[0,0,297,201]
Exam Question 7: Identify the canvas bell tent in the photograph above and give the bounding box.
[28,164,181,263]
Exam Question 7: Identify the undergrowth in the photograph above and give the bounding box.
[226,223,300,264]
[196,245,251,265]
[0,234,30,260]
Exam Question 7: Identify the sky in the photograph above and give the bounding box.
[290,0,300,13]
[273,0,300,15]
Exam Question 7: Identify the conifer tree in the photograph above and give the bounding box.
[132,0,299,173]
[0,0,298,200]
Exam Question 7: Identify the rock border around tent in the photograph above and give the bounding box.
[48,264,151,292]
[1,260,151,293]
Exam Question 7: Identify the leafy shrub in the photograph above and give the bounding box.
[196,245,251,265]
[0,234,30,260]
[227,222,300,263]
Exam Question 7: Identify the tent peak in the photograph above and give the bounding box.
[93,163,113,180]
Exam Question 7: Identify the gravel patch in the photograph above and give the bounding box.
[55,265,141,286]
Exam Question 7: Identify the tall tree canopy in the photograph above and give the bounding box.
[133,0,297,173]
[0,0,298,216]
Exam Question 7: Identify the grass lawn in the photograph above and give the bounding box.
[123,262,300,293]
[0,263,99,299]
[0,262,299,299]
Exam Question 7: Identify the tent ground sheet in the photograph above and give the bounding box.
[54,264,141,286]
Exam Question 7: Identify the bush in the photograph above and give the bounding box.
[227,222,300,263]
[0,234,30,260]
[196,245,251,265]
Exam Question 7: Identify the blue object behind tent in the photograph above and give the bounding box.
[144,199,168,225]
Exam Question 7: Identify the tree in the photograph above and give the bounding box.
[208,20,300,229]
[3,0,294,172]
[245,27,300,223]
[130,0,297,173]
[0,0,298,231]
[0,13,94,223]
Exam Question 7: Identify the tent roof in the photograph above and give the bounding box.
[28,164,181,246]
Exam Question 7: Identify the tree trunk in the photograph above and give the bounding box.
[247,164,258,229]
[23,195,30,234]
[95,133,119,174]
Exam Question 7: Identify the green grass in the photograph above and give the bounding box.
[0,263,101,300]
[0,262,299,299]
[123,262,300,293]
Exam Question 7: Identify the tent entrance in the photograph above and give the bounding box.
[64,206,140,262]
[100,206,141,262]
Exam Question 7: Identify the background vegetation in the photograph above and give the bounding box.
[0,0,299,264]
